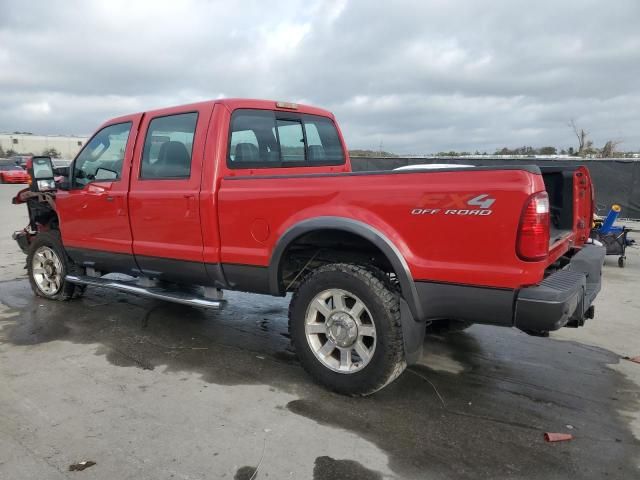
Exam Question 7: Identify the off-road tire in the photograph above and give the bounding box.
[289,263,406,396]
[27,231,79,301]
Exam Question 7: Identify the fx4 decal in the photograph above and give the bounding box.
[411,193,496,216]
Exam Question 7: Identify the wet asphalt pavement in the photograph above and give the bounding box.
[0,277,638,479]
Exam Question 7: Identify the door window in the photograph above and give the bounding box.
[73,122,132,187]
[140,112,198,179]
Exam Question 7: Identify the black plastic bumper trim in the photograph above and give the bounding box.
[514,245,605,332]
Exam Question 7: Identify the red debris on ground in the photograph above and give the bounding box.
[544,432,573,442]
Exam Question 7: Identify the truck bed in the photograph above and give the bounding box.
[218,165,566,290]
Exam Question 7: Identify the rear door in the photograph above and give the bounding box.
[128,104,213,284]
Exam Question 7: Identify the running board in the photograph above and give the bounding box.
[65,275,223,309]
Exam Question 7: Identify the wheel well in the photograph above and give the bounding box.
[278,229,398,292]
[27,198,59,231]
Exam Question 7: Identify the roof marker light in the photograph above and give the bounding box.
[276,101,298,110]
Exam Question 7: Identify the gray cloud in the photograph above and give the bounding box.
[0,0,638,153]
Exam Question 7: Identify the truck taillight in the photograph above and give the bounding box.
[517,192,550,261]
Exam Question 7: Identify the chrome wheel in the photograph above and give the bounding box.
[31,246,63,296]
[305,288,377,374]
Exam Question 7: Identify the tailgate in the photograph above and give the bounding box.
[541,165,593,254]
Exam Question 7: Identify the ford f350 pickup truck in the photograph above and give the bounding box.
[12,99,605,395]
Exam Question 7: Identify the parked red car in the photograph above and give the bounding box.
[0,164,29,183]
[12,98,605,395]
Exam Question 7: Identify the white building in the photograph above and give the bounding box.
[0,133,89,159]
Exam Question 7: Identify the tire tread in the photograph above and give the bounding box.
[27,231,79,301]
[289,263,406,396]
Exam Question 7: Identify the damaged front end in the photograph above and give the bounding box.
[12,188,59,254]
[11,156,60,254]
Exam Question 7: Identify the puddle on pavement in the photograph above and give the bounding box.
[1,278,639,479]
[313,456,383,480]
[234,466,257,480]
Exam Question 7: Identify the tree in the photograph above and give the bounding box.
[538,146,557,155]
[0,145,5,158]
[5,148,17,157]
[600,140,621,158]
[569,119,589,156]
[582,140,596,156]
[495,147,513,155]
[507,146,535,155]
[42,148,61,159]
[349,149,398,158]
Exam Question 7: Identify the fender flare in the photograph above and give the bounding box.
[268,216,425,321]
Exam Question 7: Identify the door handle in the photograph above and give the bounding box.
[184,194,195,218]
[104,194,126,216]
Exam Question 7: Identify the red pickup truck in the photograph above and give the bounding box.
[13,98,605,395]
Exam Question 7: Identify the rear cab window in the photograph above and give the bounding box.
[227,109,345,169]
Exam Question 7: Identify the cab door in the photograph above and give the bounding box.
[56,116,141,272]
[128,104,213,284]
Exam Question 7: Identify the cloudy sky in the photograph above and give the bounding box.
[1,0,639,154]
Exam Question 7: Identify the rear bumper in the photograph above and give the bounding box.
[514,244,605,333]
[413,244,605,333]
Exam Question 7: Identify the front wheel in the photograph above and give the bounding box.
[27,231,78,300]
[289,263,406,396]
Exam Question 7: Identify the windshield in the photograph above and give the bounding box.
[0,165,23,171]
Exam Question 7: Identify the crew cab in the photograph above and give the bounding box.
[12,99,605,395]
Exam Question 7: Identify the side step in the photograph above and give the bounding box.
[65,275,223,309]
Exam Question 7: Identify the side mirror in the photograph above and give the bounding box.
[28,156,56,192]
[53,165,71,190]
[53,166,70,177]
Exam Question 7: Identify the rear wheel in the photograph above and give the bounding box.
[289,263,406,396]
[27,231,78,301]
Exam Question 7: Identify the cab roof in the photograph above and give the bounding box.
[106,98,335,126]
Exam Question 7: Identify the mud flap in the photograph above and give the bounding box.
[400,298,425,365]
